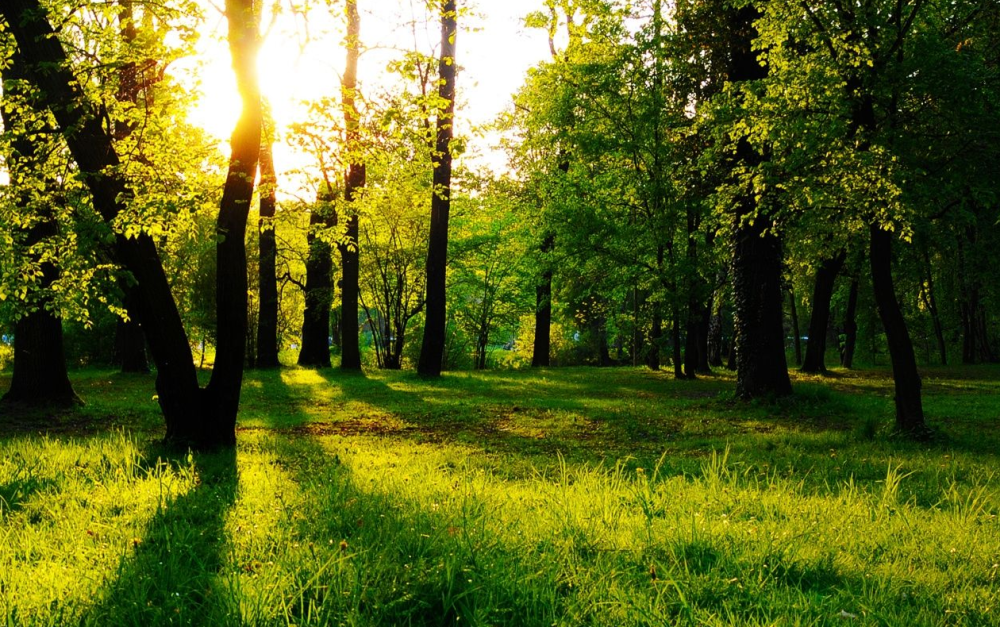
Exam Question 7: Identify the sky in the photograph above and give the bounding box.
[179,0,553,195]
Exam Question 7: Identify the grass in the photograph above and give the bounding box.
[1,365,999,626]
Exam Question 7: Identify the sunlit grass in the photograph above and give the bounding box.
[1,365,999,625]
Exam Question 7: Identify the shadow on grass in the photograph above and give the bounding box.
[83,444,239,626]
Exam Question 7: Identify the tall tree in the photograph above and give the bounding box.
[0,0,261,447]
[256,111,280,368]
[725,3,792,399]
[298,188,335,368]
[339,0,364,370]
[417,0,458,377]
[0,52,77,407]
[801,251,846,373]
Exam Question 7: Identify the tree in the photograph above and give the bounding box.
[339,0,364,370]
[0,0,261,448]
[417,0,458,377]
[0,52,78,407]
[256,111,280,368]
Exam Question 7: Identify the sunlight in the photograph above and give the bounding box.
[177,0,549,197]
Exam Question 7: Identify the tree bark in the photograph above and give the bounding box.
[339,0,364,370]
[113,287,149,373]
[255,117,280,368]
[531,235,554,368]
[298,192,334,368]
[919,249,946,366]
[870,226,926,435]
[801,251,845,373]
[727,4,791,400]
[0,0,260,447]
[417,0,457,377]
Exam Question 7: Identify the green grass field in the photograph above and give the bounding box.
[1,365,998,626]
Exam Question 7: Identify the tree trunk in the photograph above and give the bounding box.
[840,277,859,368]
[870,226,926,435]
[683,300,700,379]
[919,249,946,366]
[0,50,78,407]
[0,0,260,448]
[647,306,662,370]
[298,194,334,368]
[788,288,802,367]
[801,251,845,373]
[532,234,554,367]
[417,0,457,377]
[114,287,149,373]
[256,117,280,368]
[671,310,683,378]
[339,0,364,370]
[727,4,791,400]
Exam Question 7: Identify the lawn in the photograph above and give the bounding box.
[1,365,998,626]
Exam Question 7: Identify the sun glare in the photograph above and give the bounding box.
[177,0,549,197]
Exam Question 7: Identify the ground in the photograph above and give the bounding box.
[1,365,998,626]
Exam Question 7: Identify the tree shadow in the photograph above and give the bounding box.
[82,444,239,626]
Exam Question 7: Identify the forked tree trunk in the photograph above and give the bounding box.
[870,226,926,435]
[727,4,791,400]
[417,0,458,377]
[339,0,364,370]
[0,0,261,448]
[801,251,845,373]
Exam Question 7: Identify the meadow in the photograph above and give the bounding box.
[1,365,998,626]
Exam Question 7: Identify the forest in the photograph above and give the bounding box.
[1,0,999,625]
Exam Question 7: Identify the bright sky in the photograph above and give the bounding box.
[180,0,551,195]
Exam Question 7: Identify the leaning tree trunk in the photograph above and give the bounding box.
[801,251,845,373]
[0,49,78,407]
[256,115,280,368]
[727,4,791,400]
[417,0,457,377]
[339,0,364,370]
[0,0,261,448]
[870,226,926,435]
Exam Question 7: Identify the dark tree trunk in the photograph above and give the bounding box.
[4,310,78,407]
[593,317,612,367]
[417,0,457,377]
[0,49,78,407]
[697,302,712,373]
[707,305,724,367]
[919,249,946,366]
[0,0,260,448]
[671,310,683,378]
[298,194,334,368]
[255,119,280,368]
[801,251,845,373]
[683,300,700,379]
[870,226,926,435]
[727,4,791,400]
[114,287,149,373]
[200,0,263,446]
[788,288,802,367]
[339,0,364,370]
[532,234,554,367]
[840,277,859,368]
[647,306,662,370]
